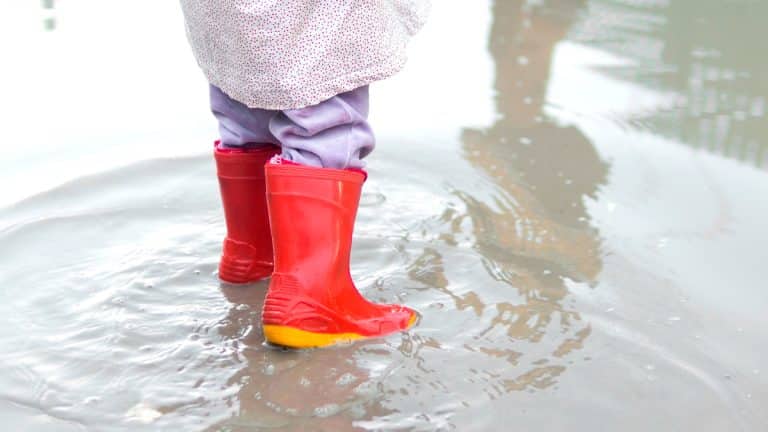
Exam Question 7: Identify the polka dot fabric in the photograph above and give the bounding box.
[179,0,430,110]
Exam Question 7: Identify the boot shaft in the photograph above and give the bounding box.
[215,143,279,243]
[265,161,364,280]
[214,142,279,283]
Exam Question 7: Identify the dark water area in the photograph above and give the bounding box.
[0,1,766,431]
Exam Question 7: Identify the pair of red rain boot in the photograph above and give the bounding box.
[213,142,416,348]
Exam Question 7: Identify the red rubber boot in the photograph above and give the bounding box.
[262,159,417,348]
[214,141,280,283]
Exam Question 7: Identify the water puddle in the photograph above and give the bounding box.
[0,0,766,430]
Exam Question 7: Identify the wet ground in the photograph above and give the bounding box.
[1,1,767,431]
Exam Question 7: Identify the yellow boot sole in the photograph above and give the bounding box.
[263,314,418,349]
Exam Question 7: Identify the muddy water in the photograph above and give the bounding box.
[1,1,766,431]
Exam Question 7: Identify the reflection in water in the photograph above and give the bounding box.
[454,0,605,390]
[42,0,56,31]
[571,0,768,168]
[212,283,399,431]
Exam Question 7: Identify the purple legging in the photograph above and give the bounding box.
[210,84,374,169]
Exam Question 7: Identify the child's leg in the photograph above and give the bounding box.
[209,84,279,283]
[209,83,415,346]
[270,86,374,169]
[259,86,416,349]
[210,84,374,170]
[210,84,280,148]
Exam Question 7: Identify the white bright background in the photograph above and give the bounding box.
[0,0,495,207]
